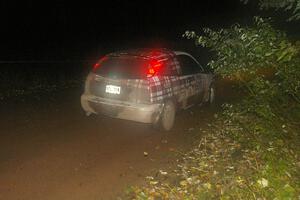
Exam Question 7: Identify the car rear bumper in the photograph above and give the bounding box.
[81,94,163,124]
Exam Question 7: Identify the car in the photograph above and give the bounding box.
[81,48,215,131]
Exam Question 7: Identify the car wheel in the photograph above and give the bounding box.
[154,100,176,131]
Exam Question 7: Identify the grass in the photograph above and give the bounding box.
[125,98,300,200]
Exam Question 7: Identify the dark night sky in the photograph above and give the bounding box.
[0,0,298,61]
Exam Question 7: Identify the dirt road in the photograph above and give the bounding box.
[0,83,231,200]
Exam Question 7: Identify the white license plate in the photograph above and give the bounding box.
[105,85,121,94]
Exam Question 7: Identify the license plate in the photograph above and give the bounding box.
[105,85,121,94]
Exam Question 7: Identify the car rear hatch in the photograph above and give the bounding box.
[86,56,151,104]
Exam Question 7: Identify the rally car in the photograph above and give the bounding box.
[81,48,215,131]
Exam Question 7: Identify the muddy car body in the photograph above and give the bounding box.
[81,48,215,130]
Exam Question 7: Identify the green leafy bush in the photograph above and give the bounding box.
[183,17,300,116]
[242,0,300,21]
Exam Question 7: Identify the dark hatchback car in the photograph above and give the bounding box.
[81,48,215,131]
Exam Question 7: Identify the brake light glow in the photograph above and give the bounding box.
[93,56,108,72]
[93,63,100,70]
[147,60,163,77]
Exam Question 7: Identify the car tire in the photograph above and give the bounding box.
[154,100,176,131]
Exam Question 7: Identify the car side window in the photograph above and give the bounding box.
[177,55,203,75]
[159,59,173,76]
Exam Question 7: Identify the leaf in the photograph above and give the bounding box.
[203,183,212,189]
[180,180,188,186]
[257,178,268,188]
[149,181,158,185]
[159,170,168,175]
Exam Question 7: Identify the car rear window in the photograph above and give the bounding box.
[94,56,148,79]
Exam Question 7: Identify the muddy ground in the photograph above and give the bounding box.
[0,81,234,200]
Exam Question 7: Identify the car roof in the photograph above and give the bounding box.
[173,51,194,57]
[107,48,192,60]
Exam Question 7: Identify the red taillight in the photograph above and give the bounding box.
[93,63,100,71]
[147,68,156,76]
[92,56,108,72]
[147,60,163,78]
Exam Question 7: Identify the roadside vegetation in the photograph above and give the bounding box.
[126,7,300,200]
